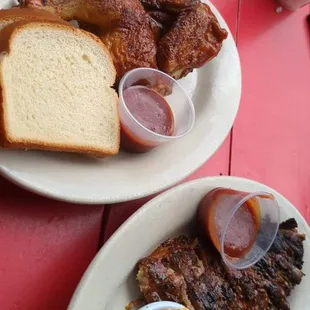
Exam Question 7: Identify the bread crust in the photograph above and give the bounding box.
[0,21,120,156]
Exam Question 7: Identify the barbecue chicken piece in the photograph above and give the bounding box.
[157,3,228,79]
[98,22,157,82]
[137,218,305,310]
[20,0,158,83]
[146,10,178,40]
[140,0,199,12]
[148,10,177,26]
[20,0,228,82]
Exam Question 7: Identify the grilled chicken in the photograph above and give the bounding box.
[137,219,305,310]
[157,3,228,79]
[20,0,228,82]
[147,10,178,40]
[140,0,199,12]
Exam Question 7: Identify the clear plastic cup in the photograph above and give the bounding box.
[118,68,195,153]
[198,188,280,270]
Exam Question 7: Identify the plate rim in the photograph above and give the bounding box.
[68,176,310,309]
[0,0,241,204]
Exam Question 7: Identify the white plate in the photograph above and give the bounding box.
[68,176,310,310]
[0,1,241,204]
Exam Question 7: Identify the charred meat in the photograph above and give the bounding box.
[137,218,305,310]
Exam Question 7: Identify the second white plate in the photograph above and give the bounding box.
[68,176,310,310]
[0,1,241,204]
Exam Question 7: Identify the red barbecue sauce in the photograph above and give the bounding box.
[198,188,261,258]
[121,86,174,153]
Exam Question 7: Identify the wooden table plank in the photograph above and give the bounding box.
[231,1,310,221]
[102,0,239,243]
[186,136,231,180]
[0,177,104,310]
[102,137,231,242]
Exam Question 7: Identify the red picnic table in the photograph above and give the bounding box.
[0,0,309,309]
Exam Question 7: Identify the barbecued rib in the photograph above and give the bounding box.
[137,218,305,310]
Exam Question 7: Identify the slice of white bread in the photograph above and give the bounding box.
[0,21,120,156]
[0,8,67,31]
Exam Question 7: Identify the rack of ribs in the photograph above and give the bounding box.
[137,218,305,310]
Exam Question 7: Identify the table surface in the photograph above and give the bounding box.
[0,1,309,309]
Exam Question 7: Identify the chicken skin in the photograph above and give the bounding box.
[147,10,178,40]
[157,3,228,79]
[99,20,158,83]
[140,0,198,12]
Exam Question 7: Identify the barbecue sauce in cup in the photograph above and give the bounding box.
[221,198,260,257]
[198,188,261,258]
[121,86,175,153]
